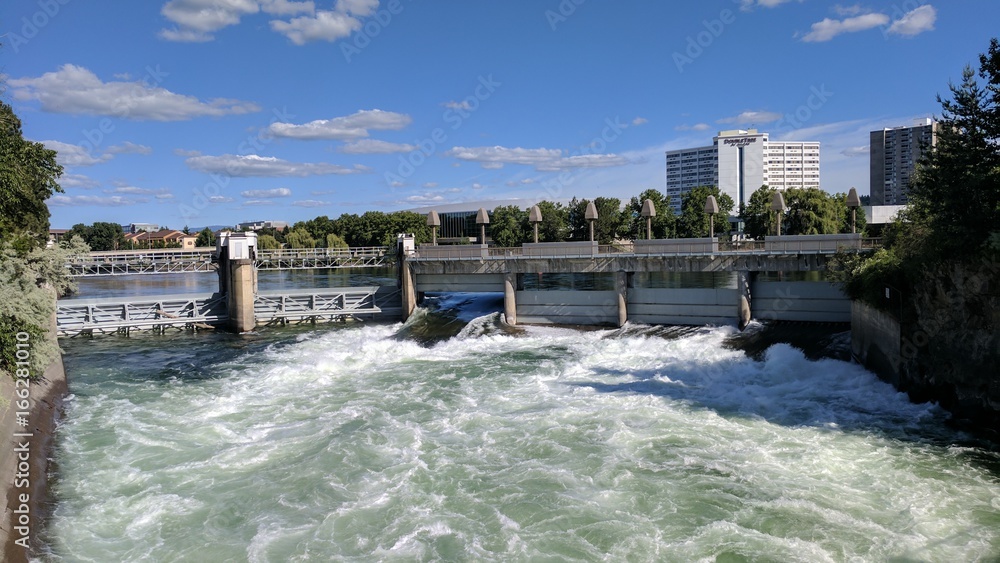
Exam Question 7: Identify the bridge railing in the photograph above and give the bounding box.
[256,246,390,260]
[411,237,881,260]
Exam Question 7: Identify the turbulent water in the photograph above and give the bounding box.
[42,294,1000,561]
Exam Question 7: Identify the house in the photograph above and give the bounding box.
[124,229,198,249]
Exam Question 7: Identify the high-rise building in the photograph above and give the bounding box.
[869,118,937,205]
[665,129,820,214]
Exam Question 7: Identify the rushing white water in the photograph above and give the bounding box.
[42,298,1000,561]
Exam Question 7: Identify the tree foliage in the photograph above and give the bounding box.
[195,227,216,248]
[836,38,1000,310]
[677,186,734,238]
[257,234,280,250]
[285,228,317,249]
[66,221,126,251]
[490,205,528,247]
[625,189,676,239]
[534,200,568,242]
[567,197,624,243]
[0,101,64,249]
[743,185,776,239]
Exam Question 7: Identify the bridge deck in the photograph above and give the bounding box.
[57,286,402,335]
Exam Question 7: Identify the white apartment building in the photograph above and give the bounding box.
[665,129,821,214]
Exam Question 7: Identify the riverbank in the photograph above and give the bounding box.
[0,314,68,562]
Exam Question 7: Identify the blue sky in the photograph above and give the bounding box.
[3,0,997,229]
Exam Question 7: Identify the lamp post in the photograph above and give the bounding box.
[426,210,440,245]
[640,198,656,240]
[704,195,719,239]
[846,187,861,234]
[476,207,490,245]
[585,201,599,242]
[528,204,542,243]
[771,191,787,236]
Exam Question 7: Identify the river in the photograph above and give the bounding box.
[39,279,1000,561]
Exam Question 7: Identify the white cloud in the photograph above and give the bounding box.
[717,111,782,125]
[443,100,473,111]
[42,140,112,167]
[270,10,359,44]
[159,0,314,42]
[832,4,864,16]
[107,186,170,196]
[10,65,260,121]
[887,5,936,37]
[269,109,412,140]
[59,173,100,189]
[107,142,153,155]
[801,13,890,42]
[739,0,802,11]
[208,195,235,203]
[422,182,439,188]
[49,194,143,206]
[631,117,649,126]
[293,200,330,207]
[156,193,176,200]
[339,139,417,154]
[841,145,869,157]
[174,148,203,157]
[676,123,712,132]
[259,0,315,15]
[445,146,630,172]
[186,154,369,177]
[243,200,277,206]
[403,193,446,204]
[240,188,293,198]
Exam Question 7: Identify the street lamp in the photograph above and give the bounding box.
[426,210,441,245]
[585,201,599,242]
[476,207,490,245]
[641,198,656,240]
[771,191,787,236]
[528,204,543,243]
[704,195,719,239]
[846,187,861,234]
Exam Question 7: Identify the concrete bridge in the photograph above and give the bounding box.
[57,232,876,335]
[399,234,876,329]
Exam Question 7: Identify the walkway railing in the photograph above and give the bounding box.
[254,286,385,324]
[410,237,881,260]
[67,246,394,276]
[56,292,228,335]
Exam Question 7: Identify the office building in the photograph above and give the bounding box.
[870,118,938,205]
[665,129,821,214]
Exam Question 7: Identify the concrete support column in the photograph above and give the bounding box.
[615,271,629,328]
[227,259,257,333]
[504,272,517,326]
[737,271,753,331]
[400,262,416,321]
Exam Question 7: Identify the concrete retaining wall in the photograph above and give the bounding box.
[516,290,619,325]
[628,287,738,326]
[416,273,504,293]
[851,300,902,386]
[753,281,850,322]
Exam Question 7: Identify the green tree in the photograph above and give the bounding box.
[285,228,317,249]
[906,38,1000,258]
[784,188,840,235]
[742,185,776,239]
[567,197,625,243]
[490,205,528,247]
[0,101,64,249]
[257,234,280,250]
[534,200,568,242]
[195,227,216,247]
[88,222,126,251]
[625,189,676,239]
[677,186,734,238]
[832,192,868,235]
[326,233,348,249]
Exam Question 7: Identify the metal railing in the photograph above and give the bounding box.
[56,292,228,335]
[410,237,881,260]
